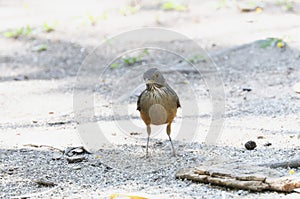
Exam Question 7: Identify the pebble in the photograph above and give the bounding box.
[1,142,298,199]
[52,153,63,160]
[264,142,272,147]
[245,141,257,150]
[66,156,86,164]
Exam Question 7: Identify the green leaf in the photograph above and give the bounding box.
[3,31,16,38]
[188,54,207,63]
[110,63,119,69]
[161,1,186,11]
[24,25,32,35]
[259,37,285,49]
[32,44,47,52]
[143,49,149,55]
[216,0,227,10]
[87,15,100,26]
[43,22,54,32]
[3,26,32,39]
[119,6,138,16]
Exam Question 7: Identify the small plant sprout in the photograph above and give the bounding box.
[259,38,286,49]
[43,22,55,33]
[122,49,149,66]
[161,1,187,11]
[188,54,207,64]
[276,0,294,11]
[119,5,139,16]
[3,25,32,39]
[32,44,47,52]
[87,15,100,26]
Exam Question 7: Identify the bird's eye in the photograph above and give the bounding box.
[155,73,159,78]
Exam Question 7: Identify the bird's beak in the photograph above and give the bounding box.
[145,79,155,85]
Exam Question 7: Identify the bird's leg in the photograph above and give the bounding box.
[167,123,176,157]
[146,125,151,157]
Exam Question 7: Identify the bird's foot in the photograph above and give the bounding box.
[172,151,176,157]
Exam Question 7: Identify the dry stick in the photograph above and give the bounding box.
[23,144,64,153]
[258,158,300,169]
[34,179,57,187]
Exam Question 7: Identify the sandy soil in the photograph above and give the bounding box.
[0,0,300,198]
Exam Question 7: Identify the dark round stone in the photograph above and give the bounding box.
[245,141,257,150]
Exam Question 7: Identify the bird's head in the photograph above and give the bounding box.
[143,68,166,90]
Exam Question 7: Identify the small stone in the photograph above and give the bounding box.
[293,82,300,94]
[237,190,244,195]
[242,88,252,92]
[73,147,84,154]
[66,156,86,164]
[64,146,89,157]
[72,166,82,170]
[13,75,29,81]
[257,136,265,139]
[154,141,163,147]
[245,141,257,150]
[7,167,15,175]
[264,142,272,147]
[52,153,63,160]
[130,132,140,136]
[35,179,56,187]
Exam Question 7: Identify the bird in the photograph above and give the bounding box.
[137,68,181,157]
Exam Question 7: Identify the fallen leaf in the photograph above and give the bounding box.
[276,41,285,48]
[257,136,265,139]
[110,193,148,199]
[255,7,263,13]
[288,169,295,175]
[259,38,285,49]
[293,82,300,94]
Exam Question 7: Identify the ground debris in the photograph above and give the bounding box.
[176,161,300,192]
[23,144,64,152]
[34,179,56,187]
[259,158,300,169]
[64,146,90,157]
[293,82,300,94]
[66,156,86,163]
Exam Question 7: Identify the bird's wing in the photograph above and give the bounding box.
[137,90,146,111]
[176,96,181,108]
[166,85,181,108]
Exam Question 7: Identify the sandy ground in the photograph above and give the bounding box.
[1,0,300,198]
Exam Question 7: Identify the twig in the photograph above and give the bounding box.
[23,144,64,153]
[259,159,300,169]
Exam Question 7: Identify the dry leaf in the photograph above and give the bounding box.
[293,82,300,94]
[110,193,148,199]
[288,169,295,175]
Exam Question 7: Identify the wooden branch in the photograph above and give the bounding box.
[176,162,300,192]
[259,159,300,169]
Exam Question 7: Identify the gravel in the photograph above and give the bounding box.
[1,1,300,198]
[1,143,300,198]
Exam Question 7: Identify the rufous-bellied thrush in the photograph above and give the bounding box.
[137,68,181,157]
